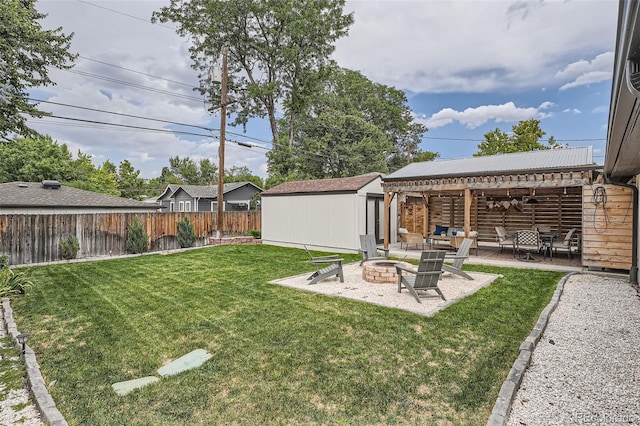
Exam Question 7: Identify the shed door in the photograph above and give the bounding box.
[367,195,384,243]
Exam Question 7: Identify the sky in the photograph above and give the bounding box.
[28,0,619,180]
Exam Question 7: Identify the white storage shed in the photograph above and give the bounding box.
[261,173,397,252]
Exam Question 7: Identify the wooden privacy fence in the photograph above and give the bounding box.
[0,211,261,265]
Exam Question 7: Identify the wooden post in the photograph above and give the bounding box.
[383,191,390,249]
[464,188,471,236]
[216,47,228,238]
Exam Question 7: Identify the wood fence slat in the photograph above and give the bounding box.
[0,211,261,265]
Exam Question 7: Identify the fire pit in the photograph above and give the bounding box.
[362,260,412,284]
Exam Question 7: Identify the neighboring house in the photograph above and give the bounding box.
[261,173,397,252]
[0,181,159,214]
[605,0,640,282]
[156,182,263,213]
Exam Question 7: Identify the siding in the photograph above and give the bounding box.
[582,184,633,270]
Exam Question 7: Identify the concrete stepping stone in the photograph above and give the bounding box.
[112,376,159,396]
[157,349,212,377]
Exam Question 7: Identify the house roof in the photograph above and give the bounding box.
[384,147,596,181]
[0,182,155,209]
[261,173,383,196]
[158,182,263,201]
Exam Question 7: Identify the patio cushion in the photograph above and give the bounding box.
[435,225,449,235]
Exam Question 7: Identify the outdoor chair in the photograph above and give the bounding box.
[396,251,446,303]
[495,226,514,256]
[555,228,578,259]
[514,230,546,262]
[358,234,389,265]
[398,228,425,251]
[442,237,474,280]
[304,245,344,285]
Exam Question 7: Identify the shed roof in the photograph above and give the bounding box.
[262,173,382,196]
[0,182,155,209]
[385,147,596,181]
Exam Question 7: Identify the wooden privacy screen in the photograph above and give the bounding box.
[582,184,633,270]
[0,211,261,265]
[401,188,583,243]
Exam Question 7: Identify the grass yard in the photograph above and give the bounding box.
[10,245,563,425]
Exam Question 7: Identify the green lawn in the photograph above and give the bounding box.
[10,245,563,425]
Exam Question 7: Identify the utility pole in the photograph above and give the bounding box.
[216,46,228,238]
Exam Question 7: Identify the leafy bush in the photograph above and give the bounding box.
[126,217,149,254]
[59,234,80,260]
[247,229,261,239]
[176,216,196,248]
[0,255,8,270]
[0,268,33,297]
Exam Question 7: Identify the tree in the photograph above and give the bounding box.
[267,67,432,180]
[66,157,120,196]
[152,0,353,148]
[475,119,563,156]
[0,0,76,139]
[0,135,76,182]
[168,156,217,185]
[225,165,263,188]
[117,160,145,200]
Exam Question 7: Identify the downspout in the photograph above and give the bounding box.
[605,174,638,284]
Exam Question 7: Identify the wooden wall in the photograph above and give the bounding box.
[0,211,261,265]
[582,184,633,270]
[401,187,583,243]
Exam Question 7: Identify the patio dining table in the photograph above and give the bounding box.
[539,232,558,260]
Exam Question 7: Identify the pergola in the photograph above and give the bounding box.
[380,147,598,249]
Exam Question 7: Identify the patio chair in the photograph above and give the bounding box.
[514,230,546,262]
[304,245,344,285]
[555,228,578,259]
[398,228,425,251]
[396,251,446,303]
[442,237,474,280]
[495,226,514,256]
[358,234,389,265]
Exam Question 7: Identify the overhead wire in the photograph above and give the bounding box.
[77,0,176,31]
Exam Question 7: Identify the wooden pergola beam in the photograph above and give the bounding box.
[382,171,592,193]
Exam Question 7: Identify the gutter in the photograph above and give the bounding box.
[604,174,638,284]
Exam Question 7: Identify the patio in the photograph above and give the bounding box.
[387,241,584,271]
[271,262,501,316]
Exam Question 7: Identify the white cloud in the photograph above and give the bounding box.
[335,1,617,93]
[556,52,614,90]
[418,101,553,130]
[563,108,582,114]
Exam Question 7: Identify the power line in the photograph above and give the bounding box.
[36,114,271,152]
[66,69,204,103]
[30,98,217,132]
[77,0,176,30]
[78,56,196,88]
[423,136,606,142]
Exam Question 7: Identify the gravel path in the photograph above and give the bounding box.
[0,329,43,426]
[507,273,640,425]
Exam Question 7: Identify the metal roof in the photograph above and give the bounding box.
[0,182,155,209]
[385,147,595,181]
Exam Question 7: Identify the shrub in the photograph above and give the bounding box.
[59,234,80,260]
[126,217,149,254]
[247,229,261,239]
[0,255,8,270]
[0,268,33,297]
[176,217,196,248]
